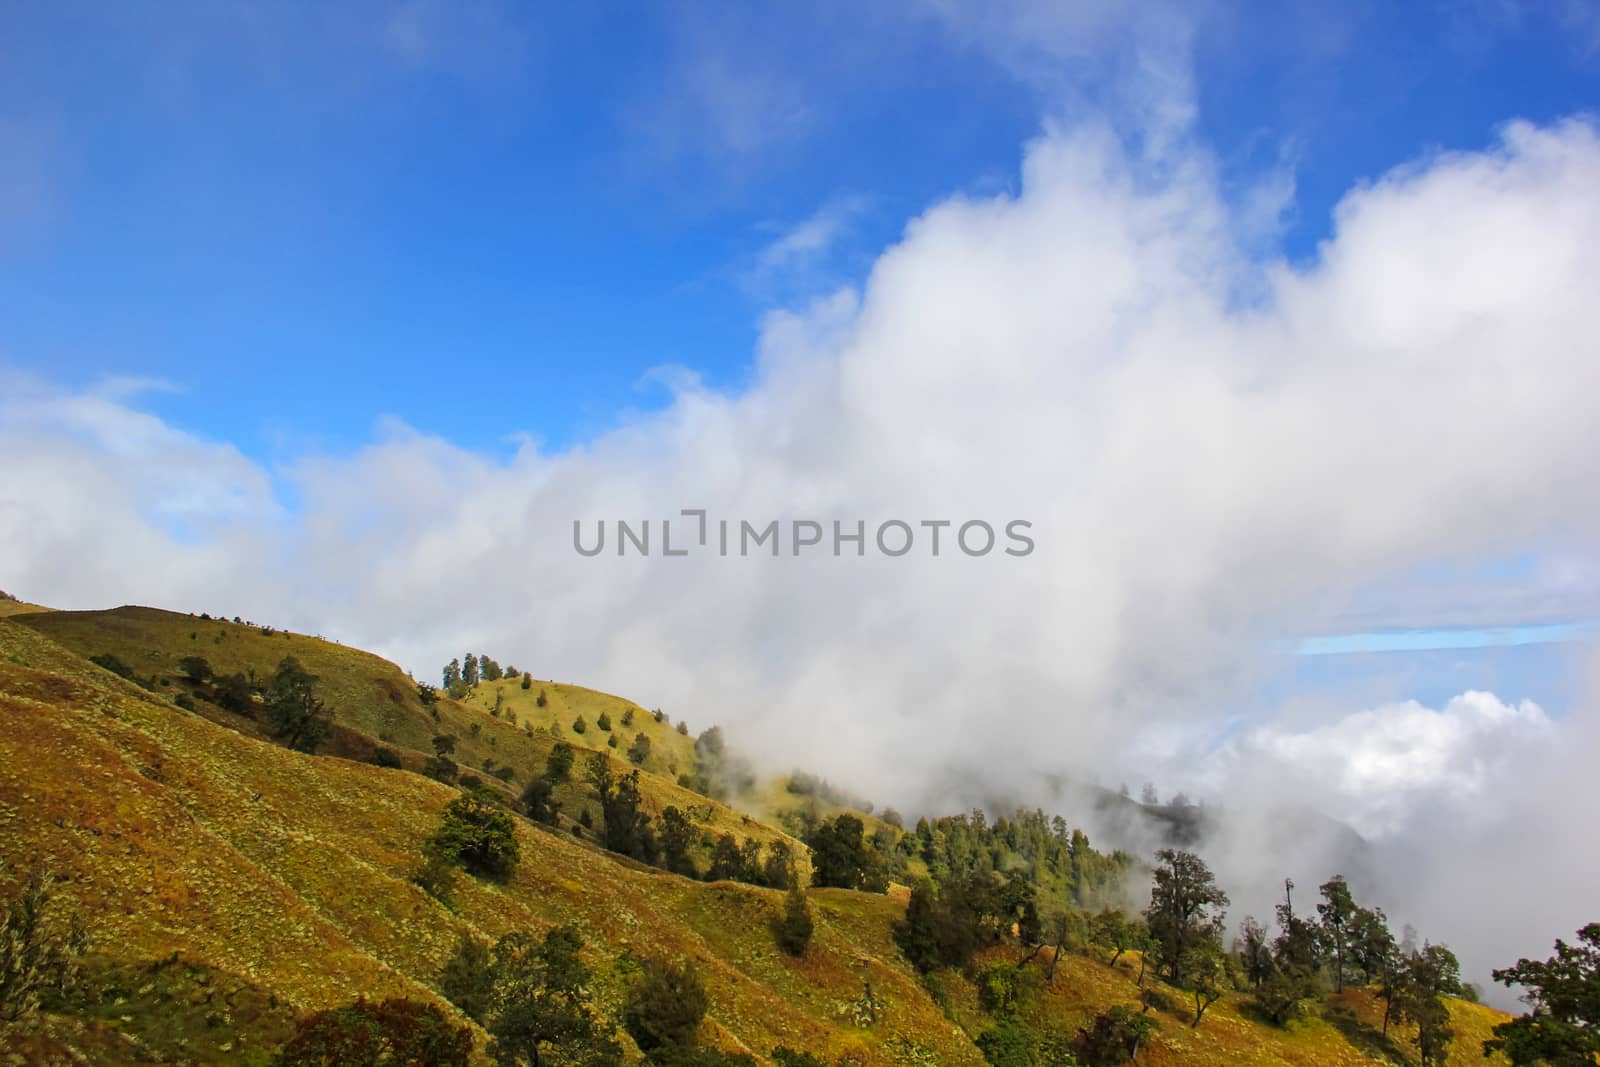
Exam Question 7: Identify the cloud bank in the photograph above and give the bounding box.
[5,113,1600,990]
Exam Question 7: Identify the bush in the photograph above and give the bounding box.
[89,653,136,681]
[628,733,653,765]
[537,689,548,708]
[676,720,689,735]
[521,673,532,690]
[771,887,814,957]
[623,958,708,1054]
[597,711,612,732]
[174,693,196,711]
[425,796,520,882]
[545,742,575,783]
[0,865,84,1022]
[412,852,456,906]
[1075,1006,1156,1066]
[572,716,587,734]
[274,996,471,1066]
[607,733,619,748]
[978,962,1037,1019]
[976,1020,1036,1067]
[178,655,213,683]
[369,746,403,769]
[215,672,255,715]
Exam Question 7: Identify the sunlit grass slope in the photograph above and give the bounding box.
[0,609,1514,1066]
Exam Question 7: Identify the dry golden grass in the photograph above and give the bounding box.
[0,611,1516,1066]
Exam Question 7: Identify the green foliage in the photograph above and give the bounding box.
[976,1019,1036,1067]
[174,692,195,711]
[658,806,699,878]
[573,716,587,734]
[178,655,213,683]
[521,673,532,690]
[521,779,560,825]
[264,656,332,753]
[628,732,652,765]
[412,851,457,907]
[369,746,402,769]
[544,741,575,783]
[1252,965,1315,1026]
[807,814,873,890]
[89,652,136,680]
[771,886,814,957]
[607,733,619,749]
[214,671,255,715]
[1394,944,1461,1067]
[438,932,494,1024]
[762,841,796,890]
[273,996,472,1066]
[1073,1005,1156,1067]
[1144,849,1228,985]
[537,689,548,707]
[622,958,708,1056]
[0,865,85,1022]
[425,796,521,882]
[1486,922,1600,1065]
[596,711,612,732]
[977,961,1037,1019]
[487,926,623,1067]
[893,874,1011,973]
[587,756,658,864]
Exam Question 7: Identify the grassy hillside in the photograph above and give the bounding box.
[0,608,1515,1066]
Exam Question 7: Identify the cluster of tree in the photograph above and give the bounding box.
[441,653,521,698]
[1484,921,1600,1065]
[438,926,622,1065]
[805,814,894,892]
[169,654,330,753]
[913,809,1134,914]
[893,870,1041,974]
[783,771,875,814]
[688,726,755,801]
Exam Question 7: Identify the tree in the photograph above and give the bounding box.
[215,672,255,714]
[762,841,795,891]
[976,1019,1035,1066]
[658,806,698,877]
[586,756,656,864]
[443,659,462,688]
[1317,876,1358,993]
[521,779,560,825]
[544,742,575,783]
[480,656,503,682]
[1350,906,1397,989]
[572,716,587,734]
[521,673,532,691]
[274,997,472,1066]
[807,814,870,890]
[178,655,213,683]
[1395,944,1460,1067]
[0,865,84,1022]
[1144,849,1229,985]
[1237,916,1273,990]
[1183,940,1227,1028]
[1140,784,1159,806]
[1092,908,1142,967]
[596,711,612,732]
[425,796,521,881]
[370,746,403,769]
[621,708,635,727]
[463,654,480,687]
[623,958,708,1055]
[487,926,622,1067]
[1486,922,1600,1066]
[706,834,744,883]
[264,656,331,752]
[628,733,652,765]
[771,886,814,957]
[439,932,495,1024]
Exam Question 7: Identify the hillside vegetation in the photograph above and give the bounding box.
[0,606,1527,1066]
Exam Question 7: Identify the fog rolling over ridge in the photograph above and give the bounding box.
[6,112,1600,999]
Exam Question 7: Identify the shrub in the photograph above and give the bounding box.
[89,652,136,680]
[370,747,403,769]
[607,734,619,749]
[425,796,520,882]
[274,996,471,1066]
[676,720,689,735]
[623,958,708,1054]
[545,742,575,783]
[0,865,84,1022]
[263,656,330,753]
[572,716,587,734]
[1075,1006,1156,1066]
[597,711,612,732]
[537,689,548,708]
[174,693,196,711]
[412,852,456,906]
[214,672,255,715]
[522,779,560,825]
[771,887,814,957]
[628,733,652,765]
[178,655,213,683]
[976,1020,1036,1067]
[978,962,1037,1019]
[622,708,635,727]
[521,673,532,690]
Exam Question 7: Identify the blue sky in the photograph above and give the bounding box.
[5,2,1597,459]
